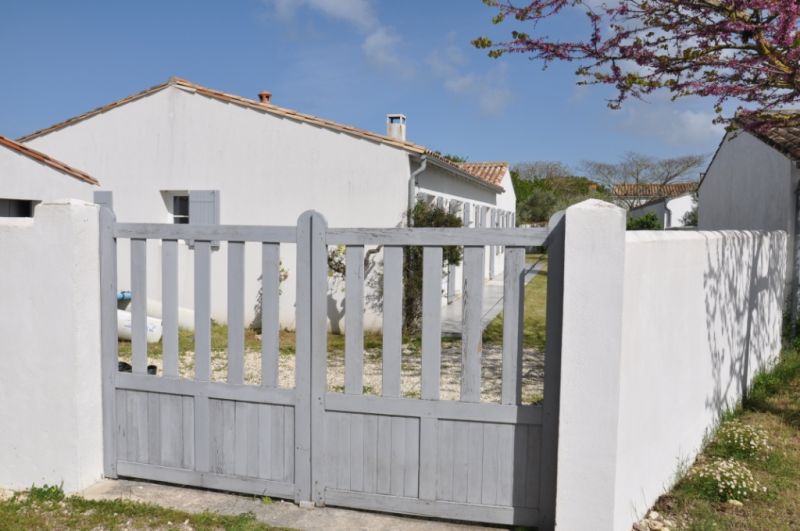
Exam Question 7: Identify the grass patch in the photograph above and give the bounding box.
[482,254,548,350]
[0,485,285,530]
[653,347,800,530]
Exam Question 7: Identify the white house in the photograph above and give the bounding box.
[698,118,800,312]
[0,134,97,214]
[18,77,517,330]
[627,192,696,229]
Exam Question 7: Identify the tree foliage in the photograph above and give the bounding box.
[517,175,608,224]
[682,195,699,226]
[475,0,800,128]
[403,202,463,335]
[627,212,663,230]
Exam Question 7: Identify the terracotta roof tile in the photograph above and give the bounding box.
[455,162,508,186]
[0,134,98,185]
[612,182,697,198]
[735,111,800,160]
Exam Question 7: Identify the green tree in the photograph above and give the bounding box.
[403,202,463,335]
[627,213,663,230]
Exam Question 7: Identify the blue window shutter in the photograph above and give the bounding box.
[189,190,220,249]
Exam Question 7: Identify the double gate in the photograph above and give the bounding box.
[99,209,564,528]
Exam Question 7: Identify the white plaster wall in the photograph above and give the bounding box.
[555,199,787,530]
[25,86,501,331]
[0,145,95,202]
[665,193,695,228]
[0,200,103,493]
[629,200,668,227]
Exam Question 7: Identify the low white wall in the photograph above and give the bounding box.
[0,200,103,493]
[555,200,787,531]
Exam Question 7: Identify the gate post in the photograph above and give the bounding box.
[99,205,119,479]
[295,210,329,505]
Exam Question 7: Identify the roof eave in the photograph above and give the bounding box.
[416,154,505,194]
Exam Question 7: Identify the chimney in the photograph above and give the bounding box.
[258,91,272,104]
[386,114,406,141]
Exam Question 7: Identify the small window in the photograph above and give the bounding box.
[173,195,189,224]
[0,199,36,217]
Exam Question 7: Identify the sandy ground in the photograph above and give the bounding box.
[121,342,544,404]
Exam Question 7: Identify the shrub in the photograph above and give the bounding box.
[714,421,771,460]
[685,458,765,502]
[627,212,663,230]
[28,484,65,503]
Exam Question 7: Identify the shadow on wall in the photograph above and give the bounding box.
[703,231,787,419]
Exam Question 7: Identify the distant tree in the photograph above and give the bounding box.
[517,176,608,224]
[513,161,572,181]
[510,168,537,209]
[627,213,663,231]
[582,152,705,209]
[442,154,469,163]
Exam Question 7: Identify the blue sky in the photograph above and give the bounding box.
[0,0,725,175]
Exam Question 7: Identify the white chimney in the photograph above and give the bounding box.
[386,114,406,141]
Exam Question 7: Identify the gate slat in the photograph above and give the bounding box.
[147,393,161,465]
[462,246,484,402]
[376,415,391,494]
[466,423,483,504]
[421,246,443,400]
[283,406,294,482]
[227,241,245,385]
[381,246,402,397]
[194,241,212,382]
[270,405,285,481]
[222,400,236,474]
[245,403,260,478]
[363,414,378,493]
[452,421,468,503]
[502,247,525,405]
[496,423,514,506]
[258,405,272,479]
[161,240,179,378]
[261,243,280,388]
[436,420,453,500]
[481,423,499,505]
[235,402,248,476]
[349,414,364,491]
[100,207,119,478]
[130,238,147,374]
[182,396,194,469]
[403,417,419,497]
[345,245,364,394]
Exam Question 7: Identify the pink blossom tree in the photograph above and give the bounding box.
[474,0,800,128]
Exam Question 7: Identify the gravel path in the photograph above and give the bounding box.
[122,343,544,404]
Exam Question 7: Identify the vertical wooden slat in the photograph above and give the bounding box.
[466,423,484,504]
[389,416,406,496]
[194,241,212,382]
[261,243,280,388]
[258,405,272,479]
[349,414,364,491]
[194,392,210,474]
[451,421,469,503]
[182,395,195,469]
[227,241,245,384]
[309,212,329,505]
[345,245,365,394]
[130,238,147,374]
[489,210,496,279]
[382,246,403,397]
[209,399,223,474]
[502,247,525,405]
[284,407,294,482]
[99,207,118,478]
[294,212,313,502]
[421,246,443,400]
[161,239,179,378]
[539,214,565,527]
[222,400,236,475]
[245,403,260,478]
[462,246,484,402]
[270,405,285,481]
[337,414,351,490]
[435,420,453,501]
[147,393,161,465]
[403,417,419,497]
[496,423,514,506]
[418,416,437,501]
[446,263,456,304]
[363,414,378,493]
[481,423,499,505]
[115,390,127,467]
[234,402,248,476]
[376,415,392,495]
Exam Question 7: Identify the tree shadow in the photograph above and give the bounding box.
[703,231,787,422]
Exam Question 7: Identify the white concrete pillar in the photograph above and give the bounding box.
[555,199,627,531]
[0,199,103,493]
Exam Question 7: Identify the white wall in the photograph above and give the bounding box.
[555,200,787,531]
[0,144,95,203]
[24,85,501,330]
[665,193,695,228]
[0,200,103,493]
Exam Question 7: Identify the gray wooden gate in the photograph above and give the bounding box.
[99,209,563,528]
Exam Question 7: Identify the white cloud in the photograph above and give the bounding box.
[426,42,512,117]
[619,101,725,148]
[263,0,413,77]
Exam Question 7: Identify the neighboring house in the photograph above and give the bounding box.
[0,135,97,215]
[18,77,516,330]
[627,193,696,229]
[612,182,699,209]
[698,116,800,310]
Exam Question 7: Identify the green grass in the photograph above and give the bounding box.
[482,254,548,349]
[0,485,287,530]
[653,346,800,530]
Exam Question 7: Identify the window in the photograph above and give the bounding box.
[172,195,189,224]
[0,199,36,217]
